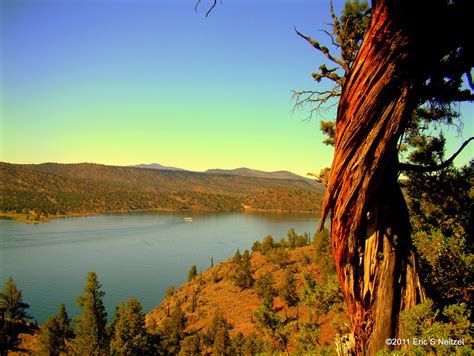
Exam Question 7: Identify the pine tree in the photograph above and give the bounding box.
[0,276,30,353]
[38,304,73,355]
[0,277,30,322]
[232,249,241,264]
[203,312,233,355]
[161,301,187,354]
[109,298,149,355]
[71,272,108,354]
[233,250,254,289]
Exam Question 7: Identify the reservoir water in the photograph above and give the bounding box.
[0,211,320,324]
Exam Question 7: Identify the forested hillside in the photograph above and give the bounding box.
[0,162,324,220]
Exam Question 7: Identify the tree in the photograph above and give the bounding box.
[198,0,473,352]
[187,265,198,282]
[255,272,275,307]
[0,276,30,353]
[109,298,149,355]
[38,304,74,355]
[291,0,474,353]
[161,301,187,354]
[71,272,108,354]
[203,312,233,355]
[233,250,254,289]
[279,270,299,308]
[314,1,473,353]
[254,302,291,353]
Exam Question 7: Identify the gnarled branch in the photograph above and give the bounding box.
[292,88,341,120]
[399,137,473,173]
[294,27,349,73]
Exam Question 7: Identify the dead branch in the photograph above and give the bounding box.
[294,27,349,73]
[195,0,220,17]
[399,137,473,173]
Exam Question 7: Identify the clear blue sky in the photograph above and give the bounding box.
[1,0,472,176]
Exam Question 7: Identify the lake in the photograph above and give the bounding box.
[0,211,320,324]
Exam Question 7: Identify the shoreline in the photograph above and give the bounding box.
[0,207,321,224]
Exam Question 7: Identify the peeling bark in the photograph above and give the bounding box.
[319,0,472,354]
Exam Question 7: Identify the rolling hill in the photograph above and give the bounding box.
[0,162,324,219]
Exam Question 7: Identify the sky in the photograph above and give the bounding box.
[1,0,472,177]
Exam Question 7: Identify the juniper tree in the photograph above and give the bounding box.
[293,1,473,352]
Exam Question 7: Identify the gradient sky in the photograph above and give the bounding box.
[1,0,472,177]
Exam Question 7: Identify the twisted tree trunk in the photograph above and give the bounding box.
[320,0,472,354]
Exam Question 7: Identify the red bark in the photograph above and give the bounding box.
[320,0,472,354]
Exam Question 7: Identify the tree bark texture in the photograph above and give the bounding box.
[320,0,472,354]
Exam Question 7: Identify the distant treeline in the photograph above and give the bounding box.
[0,162,324,217]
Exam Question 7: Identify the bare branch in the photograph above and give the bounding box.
[319,29,339,48]
[294,27,349,73]
[194,0,201,13]
[205,0,218,17]
[195,0,220,17]
[399,137,473,173]
[292,88,341,120]
[329,0,341,42]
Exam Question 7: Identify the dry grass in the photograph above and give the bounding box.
[146,245,343,349]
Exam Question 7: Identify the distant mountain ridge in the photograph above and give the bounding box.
[133,164,312,182]
[133,163,185,171]
[205,167,312,182]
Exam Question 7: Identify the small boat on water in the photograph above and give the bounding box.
[184,217,193,222]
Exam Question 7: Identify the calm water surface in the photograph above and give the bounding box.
[0,211,319,324]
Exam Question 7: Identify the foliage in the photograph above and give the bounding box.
[203,312,233,355]
[296,318,322,353]
[232,250,254,289]
[166,285,176,298]
[243,187,324,213]
[252,229,311,257]
[38,304,74,355]
[179,333,201,355]
[255,272,276,307]
[267,248,290,267]
[313,228,336,280]
[0,277,31,353]
[109,298,149,355]
[279,270,299,308]
[254,302,292,352]
[161,301,187,354]
[70,272,108,354]
[232,249,241,264]
[188,265,198,282]
[302,272,344,317]
[398,299,473,355]
[404,157,474,308]
[293,0,370,120]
